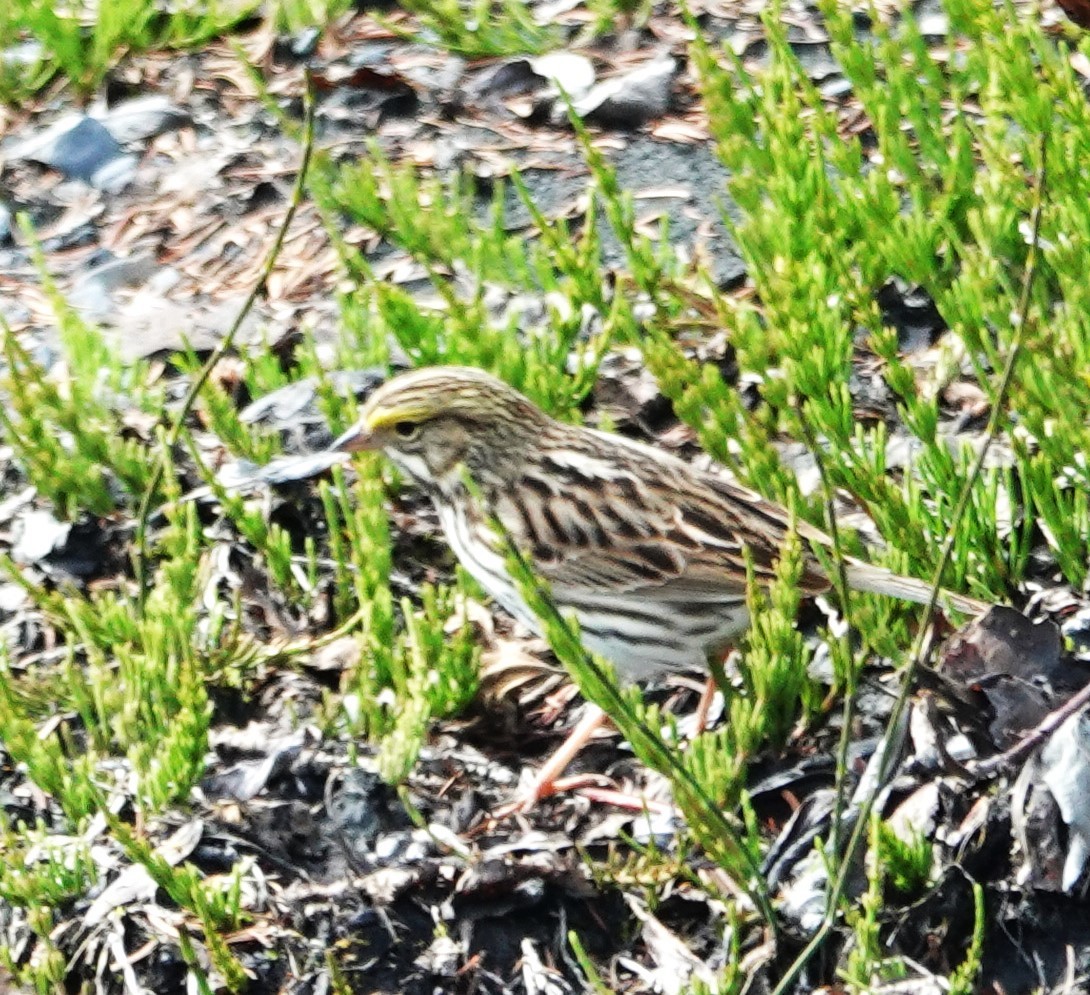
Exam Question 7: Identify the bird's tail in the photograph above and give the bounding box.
[844,560,988,616]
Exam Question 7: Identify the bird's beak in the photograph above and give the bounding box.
[332,420,381,453]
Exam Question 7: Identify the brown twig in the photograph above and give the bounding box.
[971,677,1090,778]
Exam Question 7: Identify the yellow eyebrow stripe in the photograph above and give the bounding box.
[366,394,433,429]
[365,402,431,431]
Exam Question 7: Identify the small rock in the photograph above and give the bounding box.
[574,55,676,128]
[69,254,161,320]
[46,117,135,190]
[12,509,71,565]
[98,94,191,143]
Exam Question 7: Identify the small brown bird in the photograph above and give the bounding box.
[336,365,987,805]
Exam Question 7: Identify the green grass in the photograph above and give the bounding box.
[0,0,561,105]
[691,0,1090,601]
[1,0,1088,990]
[389,0,561,57]
[0,0,262,102]
[0,0,357,104]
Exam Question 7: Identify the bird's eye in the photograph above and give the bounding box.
[394,420,419,440]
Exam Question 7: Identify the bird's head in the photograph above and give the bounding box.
[333,366,550,489]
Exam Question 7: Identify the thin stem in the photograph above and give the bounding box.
[793,409,858,881]
[131,73,317,613]
[770,131,1049,995]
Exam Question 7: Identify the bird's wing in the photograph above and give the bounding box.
[493,441,830,599]
[491,433,985,618]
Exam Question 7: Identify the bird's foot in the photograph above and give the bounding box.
[488,705,611,819]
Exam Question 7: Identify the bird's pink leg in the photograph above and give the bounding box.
[691,649,731,735]
[691,676,718,736]
[492,704,610,816]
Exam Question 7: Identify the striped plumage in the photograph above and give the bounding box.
[335,365,986,682]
